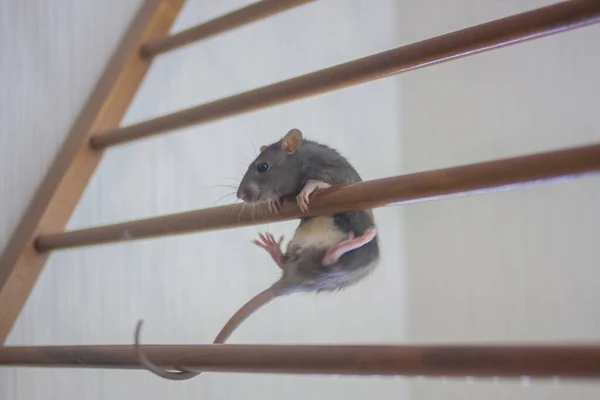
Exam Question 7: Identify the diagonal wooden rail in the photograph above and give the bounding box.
[1,343,600,378]
[90,0,600,148]
[0,0,186,345]
[141,0,316,57]
[34,142,600,252]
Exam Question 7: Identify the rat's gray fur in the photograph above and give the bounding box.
[238,138,363,202]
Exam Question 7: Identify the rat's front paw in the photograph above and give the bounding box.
[296,191,311,213]
[253,233,285,268]
[267,197,282,214]
[296,180,331,213]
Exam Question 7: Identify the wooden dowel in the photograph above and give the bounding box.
[1,344,600,378]
[34,143,600,252]
[141,0,316,57]
[90,0,600,149]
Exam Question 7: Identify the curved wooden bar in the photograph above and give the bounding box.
[1,343,600,378]
[34,142,600,252]
[90,0,600,149]
[141,0,316,57]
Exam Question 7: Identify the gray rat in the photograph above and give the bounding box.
[134,128,380,380]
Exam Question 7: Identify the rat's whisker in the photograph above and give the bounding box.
[226,198,242,222]
[213,192,236,206]
[236,202,246,225]
[213,184,238,189]
[255,203,262,221]
[260,203,267,222]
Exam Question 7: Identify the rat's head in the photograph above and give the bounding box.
[237,128,305,203]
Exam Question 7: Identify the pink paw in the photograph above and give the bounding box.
[268,197,282,214]
[253,233,285,268]
[322,227,378,266]
[296,191,311,213]
[360,227,377,242]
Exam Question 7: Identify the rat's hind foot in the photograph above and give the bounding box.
[322,227,377,266]
[253,233,285,268]
[297,180,331,213]
[268,197,282,214]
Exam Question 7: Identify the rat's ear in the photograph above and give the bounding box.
[282,128,303,154]
[260,145,267,152]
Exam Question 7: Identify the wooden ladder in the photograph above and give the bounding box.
[1,0,600,379]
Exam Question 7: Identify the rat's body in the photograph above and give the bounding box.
[134,129,379,380]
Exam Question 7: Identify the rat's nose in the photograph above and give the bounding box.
[237,185,258,202]
[237,187,248,201]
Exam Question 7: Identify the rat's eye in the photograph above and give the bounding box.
[257,162,269,172]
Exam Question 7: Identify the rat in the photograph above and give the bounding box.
[133,128,380,380]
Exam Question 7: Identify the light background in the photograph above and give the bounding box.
[1,0,599,398]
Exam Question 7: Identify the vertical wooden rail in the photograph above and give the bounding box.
[0,0,186,344]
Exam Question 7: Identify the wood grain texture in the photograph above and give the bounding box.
[141,0,316,57]
[0,0,186,344]
[90,0,600,148]
[2,343,600,378]
[34,142,600,251]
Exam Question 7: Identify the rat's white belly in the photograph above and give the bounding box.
[289,216,347,249]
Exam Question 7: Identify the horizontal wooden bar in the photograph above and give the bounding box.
[141,0,316,57]
[34,142,600,252]
[1,343,600,378]
[90,0,600,149]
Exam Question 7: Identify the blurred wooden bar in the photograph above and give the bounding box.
[34,142,600,252]
[90,0,600,149]
[1,343,600,378]
[141,0,316,57]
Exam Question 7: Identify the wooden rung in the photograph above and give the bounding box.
[90,0,600,149]
[34,143,600,252]
[141,0,316,57]
[1,343,600,378]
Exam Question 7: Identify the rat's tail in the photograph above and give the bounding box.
[213,281,284,343]
[134,281,285,381]
[134,320,201,380]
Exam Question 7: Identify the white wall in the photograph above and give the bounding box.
[396,0,600,398]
